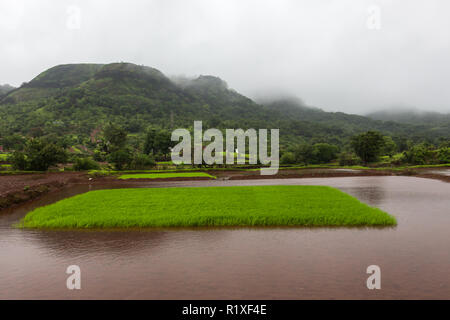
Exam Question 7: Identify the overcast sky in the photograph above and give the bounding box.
[1,0,450,114]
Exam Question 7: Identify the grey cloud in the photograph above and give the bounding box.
[1,0,449,114]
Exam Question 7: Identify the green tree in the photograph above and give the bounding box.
[280,152,295,165]
[294,144,315,165]
[144,128,172,159]
[154,129,172,157]
[338,152,359,166]
[0,134,26,151]
[73,157,100,171]
[10,152,28,170]
[27,139,68,171]
[437,147,450,164]
[382,136,397,158]
[401,143,437,165]
[351,131,385,163]
[10,138,67,171]
[107,149,132,170]
[129,153,156,170]
[103,123,127,152]
[312,143,339,163]
[143,128,157,155]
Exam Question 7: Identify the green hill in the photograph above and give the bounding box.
[260,97,449,144]
[0,62,448,150]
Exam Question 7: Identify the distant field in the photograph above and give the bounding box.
[19,186,397,229]
[118,172,216,179]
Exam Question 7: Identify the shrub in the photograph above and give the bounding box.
[401,144,436,165]
[10,152,29,170]
[73,157,100,171]
[107,149,132,170]
[129,154,156,170]
[438,147,450,164]
[93,150,107,162]
[338,152,360,166]
[313,143,339,163]
[293,144,315,165]
[351,131,385,163]
[10,139,67,171]
[88,170,111,178]
[280,152,296,165]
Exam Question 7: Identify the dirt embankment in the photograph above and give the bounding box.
[0,172,87,210]
[414,173,450,183]
[221,169,392,180]
[215,168,450,182]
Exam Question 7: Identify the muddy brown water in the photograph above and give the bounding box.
[0,176,449,299]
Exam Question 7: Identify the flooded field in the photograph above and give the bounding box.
[0,176,449,299]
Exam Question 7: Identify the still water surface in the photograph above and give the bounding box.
[0,176,449,299]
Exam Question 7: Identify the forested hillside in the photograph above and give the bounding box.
[0,62,449,152]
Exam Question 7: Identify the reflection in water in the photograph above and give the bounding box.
[21,228,232,258]
[23,229,169,257]
[340,177,386,206]
[345,187,386,206]
[0,176,449,299]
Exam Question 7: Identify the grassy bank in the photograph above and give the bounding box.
[19,186,396,229]
[118,172,216,179]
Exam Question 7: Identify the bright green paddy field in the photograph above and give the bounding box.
[19,186,397,229]
[118,172,216,179]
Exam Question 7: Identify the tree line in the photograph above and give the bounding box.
[1,126,449,172]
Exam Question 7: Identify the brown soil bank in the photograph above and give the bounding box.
[214,168,450,183]
[415,173,450,183]
[223,169,390,180]
[0,172,86,210]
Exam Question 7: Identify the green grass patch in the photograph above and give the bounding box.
[0,170,44,175]
[0,164,13,172]
[406,163,450,169]
[19,186,396,229]
[118,172,216,179]
[156,161,174,165]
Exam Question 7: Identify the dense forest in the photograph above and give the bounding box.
[0,62,449,170]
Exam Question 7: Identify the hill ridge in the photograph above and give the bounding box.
[0,62,448,147]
